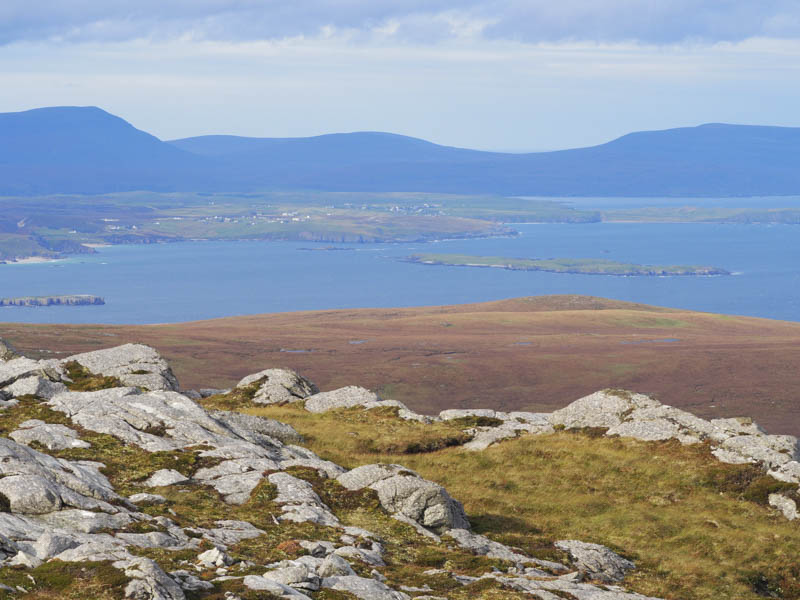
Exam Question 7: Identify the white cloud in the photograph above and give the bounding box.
[1,1,799,46]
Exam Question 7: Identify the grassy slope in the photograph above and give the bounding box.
[218,401,800,600]
[4,295,800,435]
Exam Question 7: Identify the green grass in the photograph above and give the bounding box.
[232,401,800,600]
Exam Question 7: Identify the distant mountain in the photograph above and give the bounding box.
[0,106,209,195]
[2,106,800,196]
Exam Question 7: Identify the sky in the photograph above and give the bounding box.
[2,1,800,151]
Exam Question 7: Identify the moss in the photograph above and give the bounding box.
[449,416,505,428]
[63,361,122,392]
[0,560,129,599]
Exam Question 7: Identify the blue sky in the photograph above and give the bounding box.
[2,1,800,150]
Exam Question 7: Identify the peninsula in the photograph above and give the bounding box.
[405,253,729,276]
[0,294,105,307]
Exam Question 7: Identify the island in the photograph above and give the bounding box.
[0,295,105,307]
[404,254,729,276]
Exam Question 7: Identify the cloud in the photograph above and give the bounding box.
[1,0,799,46]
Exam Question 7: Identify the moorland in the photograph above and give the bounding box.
[4,295,800,435]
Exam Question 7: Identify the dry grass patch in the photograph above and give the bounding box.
[246,404,800,600]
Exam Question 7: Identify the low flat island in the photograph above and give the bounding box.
[0,295,105,307]
[405,254,729,276]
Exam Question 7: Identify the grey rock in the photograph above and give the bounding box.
[63,344,179,391]
[37,509,133,533]
[304,386,381,413]
[31,532,80,560]
[242,575,312,598]
[4,376,67,400]
[236,368,318,404]
[397,408,437,424]
[10,419,90,450]
[114,556,186,600]
[143,469,190,488]
[319,554,356,577]
[8,550,43,568]
[439,408,500,421]
[263,563,321,591]
[607,405,716,445]
[714,433,800,469]
[0,437,122,515]
[333,545,385,567]
[0,357,63,388]
[444,528,533,566]
[170,570,214,592]
[211,410,303,445]
[337,464,469,533]
[322,575,410,600]
[268,472,340,527]
[554,540,635,583]
[769,493,799,520]
[299,540,335,558]
[129,493,168,505]
[769,461,800,484]
[549,390,659,430]
[710,417,767,437]
[198,547,234,568]
[199,520,265,548]
[194,458,279,504]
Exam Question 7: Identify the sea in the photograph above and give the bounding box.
[1,222,799,324]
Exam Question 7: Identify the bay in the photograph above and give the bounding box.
[0,223,798,324]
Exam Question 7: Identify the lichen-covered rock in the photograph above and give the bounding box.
[445,528,568,572]
[4,375,67,399]
[10,419,90,450]
[554,540,635,583]
[243,574,312,598]
[0,356,63,389]
[768,494,799,520]
[438,408,500,420]
[549,390,660,430]
[713,433,800,470]
[263,562,321,591]
[319,553,356,577]
[321,575,410,600]
[114,556,186,600]
[211,409,303,445]
[304,386,382,413]
[143,469,190,488]
[63,344,179,391]
[236,368,318,404]
[0,437,122,514]
[268,472,340,527]
[606,405,716,444]
[337,464,469,533]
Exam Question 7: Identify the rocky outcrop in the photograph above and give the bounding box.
[3,341,783,599]
[63,344,179,391]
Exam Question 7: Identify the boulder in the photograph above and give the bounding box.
[236,368,318,404]
[319,554,356,577]
[242,575,312,598]
[549,390,660,430]
[554,540,635,583]
[211,409,303,445]
[63,344,179,391]
[268,472,340,528]
[337,464,469,533]
[143,469,190,488]
[304,386,381,413]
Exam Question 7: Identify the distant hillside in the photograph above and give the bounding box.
[2,106,800,196]
[0,106,211,194]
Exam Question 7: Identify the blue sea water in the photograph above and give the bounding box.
[1,223,798,324]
